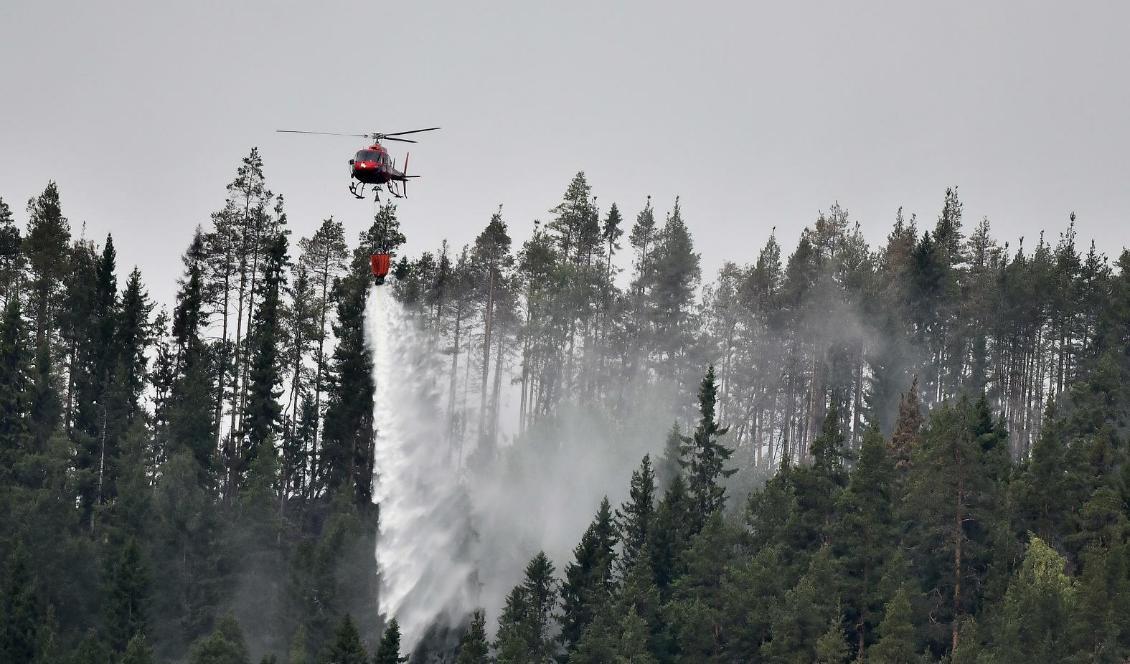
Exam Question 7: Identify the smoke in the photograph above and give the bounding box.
[366,285,674,654]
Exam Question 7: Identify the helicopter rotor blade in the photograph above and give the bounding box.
[276,130,371,138]
[381,137,417,143]
[376,127,441,138]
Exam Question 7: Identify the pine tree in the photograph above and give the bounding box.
[455,610,489,664]
[241,232,288,480]
[0,546,39,664]
[831,425,896,657]
[373,618,402,664]
[120,634,155,664]
[901,397,1009,656]
[188,614,251,664]
[760,546,841,663]
[297,217,348,492]
[990,535,1075,663]
[322,614,368,664]
[569,603,619,664]
[0,196,21,306]
[561,498,618,651]
[664,512,735,660]
[614,606,657,664]
[867,585,917,664]
[720,544,786,659]
[679,366,734,530]
[887,376,922,471]
[0,298,32,470]
[813,616,850,664]
[615,455,655,577]
[495,552,559,664]
[103,537,150,652]
[168,230,216,476]
[1069,542,1130,660]
[319,265,374,503]
[114,268,153,427]
[648,474,692,595]
[70,631,114,664]
[23,182,71,350]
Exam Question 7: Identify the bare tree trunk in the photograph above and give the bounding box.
[478,270,495,439]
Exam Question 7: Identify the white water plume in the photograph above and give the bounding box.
[366,285,477,652]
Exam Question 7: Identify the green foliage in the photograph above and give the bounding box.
[189,614,251,664]
[373,617,402,664]
[322,614,368,664]
[0,545,39,664]
[868,585,918,664]
[9,154,1130,664]
[103,537,149,652]
[495,552,559,664]
[989,535,1075,663]
[455,610,489,664]
[679,366,735,530]
[119,634,154,664]
[615,455,655,577]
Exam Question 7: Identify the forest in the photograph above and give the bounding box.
[2,148,1130,663]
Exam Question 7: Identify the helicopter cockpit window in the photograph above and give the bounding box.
[357,150,382,162]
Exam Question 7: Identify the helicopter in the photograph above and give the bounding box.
[275,127,440,200]
[276,126,440,285]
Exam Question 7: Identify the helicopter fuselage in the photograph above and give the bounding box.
[350,145,407,184]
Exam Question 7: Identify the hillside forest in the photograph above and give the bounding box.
[2,149,1130,662]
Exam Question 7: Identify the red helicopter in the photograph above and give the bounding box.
[275,127,439,200]
[276,126,440,284]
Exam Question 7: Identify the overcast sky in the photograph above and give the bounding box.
[2,1,1128,307]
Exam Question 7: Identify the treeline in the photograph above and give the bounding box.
[1,147,1128,662]
[397,176,1109,480]
[0,151,394,663]
[459,338,1130,661]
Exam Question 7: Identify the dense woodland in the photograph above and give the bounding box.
[2,148,1130,662]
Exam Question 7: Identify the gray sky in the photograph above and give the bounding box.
[2,1,1128,307]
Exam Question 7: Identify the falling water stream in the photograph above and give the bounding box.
[366,284,477,652]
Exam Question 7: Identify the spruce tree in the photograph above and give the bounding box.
[495,552,559,664]
[0,196,21,306]
[23,182,71,350]
[103,537,150,652]
[188,614,251,664]
[615,455,655,578]
[455,610,489,664]
[0,546,39,664]
[867,585,917,664]
[664,512,735,660]
[373,618,401,664]
[813,616,850,664]
[322,614,368,664]
[614,606,657,664]
[648,474,692,596]
[561,497,617,651]
[887,376,922,472]
[679,366,734,530]
[120,634,155,664]
[0,298,31,470]
[760,546,841,663]
[990,535,1075,663]
[242,232,288,478]
[168,230,216,476]
[901,397,1008,655]
[831,425,896,656]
